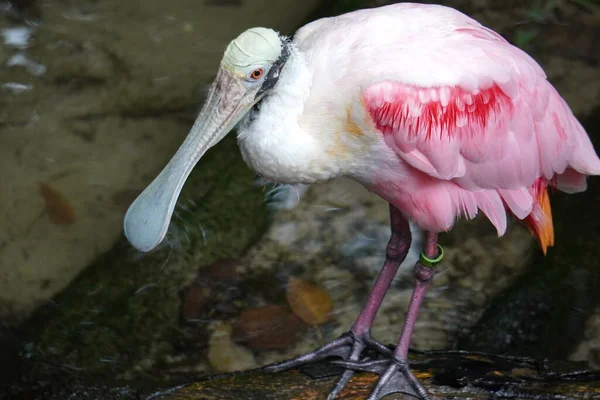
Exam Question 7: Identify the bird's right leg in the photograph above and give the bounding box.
[264,205,412,399]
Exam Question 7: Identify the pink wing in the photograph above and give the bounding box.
[361,29,600,249]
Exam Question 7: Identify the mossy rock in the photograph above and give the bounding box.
[5,136,270,384]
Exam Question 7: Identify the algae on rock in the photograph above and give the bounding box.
[14,136,270,383]
[0,0,321,327]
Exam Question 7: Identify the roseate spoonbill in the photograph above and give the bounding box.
[124,3,600,399]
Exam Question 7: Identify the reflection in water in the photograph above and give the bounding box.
[1,26,32,47]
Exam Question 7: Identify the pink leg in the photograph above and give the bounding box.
[265,205,412,399]
[394,232,439,360]
[334,232,442,400]
[352,204,412,336]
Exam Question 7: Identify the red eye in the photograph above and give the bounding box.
[250,68,264,80]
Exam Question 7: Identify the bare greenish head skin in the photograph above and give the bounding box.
[124,27,287,252]
[222,27,281,70]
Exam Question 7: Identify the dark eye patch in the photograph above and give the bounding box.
[254,38,292,100]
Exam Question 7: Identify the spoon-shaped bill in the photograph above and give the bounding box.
[123,70,254,252]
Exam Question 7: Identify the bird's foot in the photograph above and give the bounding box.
[264,331,392,399]
[264,331,391,372]
[333,358,432,400]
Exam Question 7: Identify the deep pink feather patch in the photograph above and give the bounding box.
[363,82,513,140]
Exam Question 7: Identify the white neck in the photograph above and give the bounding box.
[236,45,343,184]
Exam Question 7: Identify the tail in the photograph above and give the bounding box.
[523,178,554,255]
[521,87,600,254]
[524,157,598,254]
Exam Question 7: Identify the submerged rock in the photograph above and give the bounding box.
[0,0,321,326]
[2,136,270,394]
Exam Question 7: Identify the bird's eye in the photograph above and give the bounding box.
[250,68,264,80]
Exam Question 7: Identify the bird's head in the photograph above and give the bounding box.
[123,27,290,252]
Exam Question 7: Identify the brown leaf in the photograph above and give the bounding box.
[286,277,332,326]
[202,259,243,283]
[232,304,307,350]
[181,286,208,323]
[39,182,76,225]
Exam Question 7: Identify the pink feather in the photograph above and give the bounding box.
[359,24,600,247]
[292,3,600,252]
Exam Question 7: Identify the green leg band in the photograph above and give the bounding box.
[419,244,444,268]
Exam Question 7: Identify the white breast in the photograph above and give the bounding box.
[238,123,340,184]
[236,49,345,184]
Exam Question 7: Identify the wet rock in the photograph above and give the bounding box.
[39,38,120,83]
[205,0,243,6]
[4,2,40,25]
[110,189,141,213]
[8,0,37,12]
[571,308,600,368]
[1,136,271,388]
[156,351,600,400]
[0,0,322,327]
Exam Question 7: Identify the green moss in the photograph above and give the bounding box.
[16,136,270,382]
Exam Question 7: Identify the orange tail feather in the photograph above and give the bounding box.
[524,179,555,255]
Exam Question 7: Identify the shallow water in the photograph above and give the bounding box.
[1,0,600,398]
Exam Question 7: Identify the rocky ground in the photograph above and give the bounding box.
[196,0,600,374]
[193,178,536,374]
[0,0,321,326]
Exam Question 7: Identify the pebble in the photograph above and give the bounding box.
[207,322,258,373]
[181,286,208,322]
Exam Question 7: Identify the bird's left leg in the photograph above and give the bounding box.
[334,232,442,400]
[264,205,412,398]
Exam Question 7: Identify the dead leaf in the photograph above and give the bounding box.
[181,286,208,323]
[286,277,332,326]
[232,304,307,350]
[39,182,76,225]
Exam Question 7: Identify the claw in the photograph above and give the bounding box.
[326,334,365,399]
[368,359,432,400]
[264,331,396,399]
[327,369,355,400]
[332,358,432,400]
[264,333,354,373]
